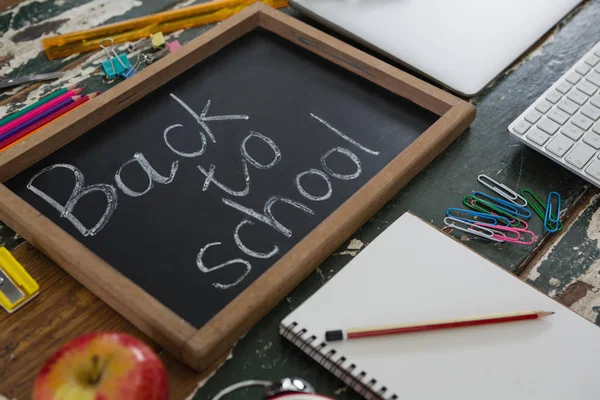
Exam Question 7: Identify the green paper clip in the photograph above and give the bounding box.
[521,189,563,231]
[463,195,523,227]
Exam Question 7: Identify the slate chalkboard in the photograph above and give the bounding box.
[7,29,437,327]
[0,4,475,370]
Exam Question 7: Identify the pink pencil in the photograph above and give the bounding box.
[0,87,83,136]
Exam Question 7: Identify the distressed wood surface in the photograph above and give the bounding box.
[1,0,600,399]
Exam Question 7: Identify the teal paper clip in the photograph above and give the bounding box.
[521,189,563,231]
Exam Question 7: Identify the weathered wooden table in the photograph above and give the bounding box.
[1,1,599,399]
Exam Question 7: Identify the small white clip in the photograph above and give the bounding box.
[444,217,505,242]
[477,174,528,207]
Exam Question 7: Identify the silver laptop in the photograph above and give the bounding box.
[290,0,582,96]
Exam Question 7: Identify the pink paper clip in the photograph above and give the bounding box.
[475,223,520,242]
[475,224,536,245]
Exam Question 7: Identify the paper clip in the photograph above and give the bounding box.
[544,192,561,233]
[463,195,521,227]
[475,223,537,245]
[444,217,504,242]
[521,189,563,231]
[474,223,521,242]
[446,208,510,226]
[100,38,135,80]
[473,191,531,220]
[477,174,527,207]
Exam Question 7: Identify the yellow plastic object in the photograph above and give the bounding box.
[151,32,166,49]
[0,247,39,313]
[42,0,288,60]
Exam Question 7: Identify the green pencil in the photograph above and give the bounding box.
[0,85,77,127]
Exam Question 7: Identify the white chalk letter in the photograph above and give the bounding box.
[295,168,332,201]
[196,242,252,289]
[27,164,118,237]
[234,219,279,259]
[163,123,207,158]
[321,147,362,180]
[241,131,282,170]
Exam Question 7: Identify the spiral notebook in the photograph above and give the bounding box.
[280,212,600,400]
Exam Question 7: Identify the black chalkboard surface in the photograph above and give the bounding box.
[7,29,437,327]
[0,4,475,370]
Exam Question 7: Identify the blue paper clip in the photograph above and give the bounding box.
[544,192,561,233]
[446,208,510,226]
[473,191,532,220]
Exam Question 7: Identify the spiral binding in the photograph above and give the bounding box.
[280,322,398,400]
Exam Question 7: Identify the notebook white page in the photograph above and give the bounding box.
[281,213,600,399]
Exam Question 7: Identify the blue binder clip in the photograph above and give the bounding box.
[100,38,135,81]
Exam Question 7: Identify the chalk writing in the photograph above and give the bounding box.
[196,242,252,290]
[115,152,179,197]
[241,131,282,169]
[27,164,118,237]
[295,168,333,201]
[198,161,251,197]
[234,219,280,259]
[320,147,362,180]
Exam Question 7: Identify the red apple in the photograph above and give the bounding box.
[33,332,168,400]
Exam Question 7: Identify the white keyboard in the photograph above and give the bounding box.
[509,40,600,187]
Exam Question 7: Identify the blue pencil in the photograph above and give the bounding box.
[0,96,79,143]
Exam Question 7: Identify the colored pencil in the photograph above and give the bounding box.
[0,93,96,151]
[0,87,83,136]
[0,86,77,127]
[0,96,80,143]
[324,310,554,342]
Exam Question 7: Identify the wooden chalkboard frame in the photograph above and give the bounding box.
[0,3,475,370]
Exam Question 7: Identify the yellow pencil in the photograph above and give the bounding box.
[42,0,288,60]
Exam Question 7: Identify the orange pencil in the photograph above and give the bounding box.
[325,310,554,341]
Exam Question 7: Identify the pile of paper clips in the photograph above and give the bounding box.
[444,174,562,245]
[99,33,181,82]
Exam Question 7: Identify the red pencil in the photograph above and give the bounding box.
[0,87,83,136]
[325,310,554,342]
[0,92,97,151]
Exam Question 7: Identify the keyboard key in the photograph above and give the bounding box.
[566,142,595,169]
[547,108,569,125]
[586,54,600,67]
[535,100,552,113]
[512,119,531,135]
[545,89,562,104]
[527,128,550,146]
[566,71,582,84]
[557,98,579,115]
[556,81,572,94]
[585,159,600,181]
[567,89,589,105]
[591,94,600,108]
[576,63,592,75]
[546,134,574,157]
[595,44,600,57]
[581,104,600,121]
[537,117,560,135]
[572,113,594,131]
[583,132,600,149]
[525,109,542,123]
[587,71,600,87]
[578,80,598,96]
[561,123,585,140]
[593,122,600,135]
